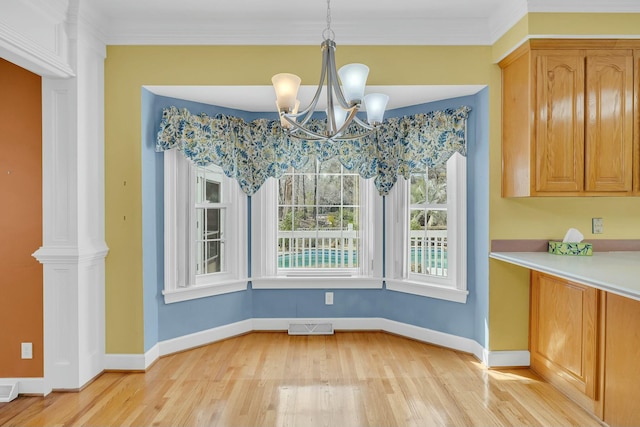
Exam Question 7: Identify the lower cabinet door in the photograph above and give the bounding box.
[530,272,598,399]
[603,293,640,427]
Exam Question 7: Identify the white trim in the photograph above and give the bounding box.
[110,317,530,372]
[252,317,383,332]
[384,153,467,302]
[382,318,482,360]
[0,378,47,396]
[158,319,253,357]
[103,344,160,371]
[104,354,147,371]
[385,279,469,303]
[252,163,383,286]
[250,277,383,289]
[488,0,528,45]
[163,150,247,302]
[32,244,109,264]
[145,344,160,369]
[0,21,74,77]
[483,350,531,368]
[528,0,640,13]
[163,280,249,304]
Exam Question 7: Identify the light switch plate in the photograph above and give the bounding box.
[592,218,603,234]
[21,342,33,359]
[325,292,334,305]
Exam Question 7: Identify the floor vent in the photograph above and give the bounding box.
[288,323,334,335]
[0,382,18,403]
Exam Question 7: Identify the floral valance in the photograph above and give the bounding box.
[156,105,470,196]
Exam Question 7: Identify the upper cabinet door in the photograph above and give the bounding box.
[535,51,585,192]
[585,52,634,192]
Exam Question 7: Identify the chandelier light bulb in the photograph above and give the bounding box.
[272,73,301,112]
[364,93,390,126]
[337,64,369,104]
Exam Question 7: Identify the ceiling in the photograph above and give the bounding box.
[91,0,640,46]
[94,0,640,110]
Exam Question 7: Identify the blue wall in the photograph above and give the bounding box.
[471,87,490,348]
[141,89,490,350]
[140,92,262,349]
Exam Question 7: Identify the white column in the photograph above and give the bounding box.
[32,2,107,393]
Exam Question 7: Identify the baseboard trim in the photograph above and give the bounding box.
[158,319,253,357]
[252,317,383,332]
[0,377,46,396]
[104,318,530,371]
[104,353,148,371]
[381,318,485,361]
[483,350,531,368]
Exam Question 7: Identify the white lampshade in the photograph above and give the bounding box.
[327,105,348,131]
[363,93,389,125]
[272,73,301,112]
[338,63,369,104]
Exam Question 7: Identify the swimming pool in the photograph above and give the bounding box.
[277,247,447,269]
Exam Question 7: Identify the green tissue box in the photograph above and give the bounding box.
[548,241,593,256]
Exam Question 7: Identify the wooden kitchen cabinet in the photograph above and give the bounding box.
[530,270,640,425]
[500,40,635,197]
[602,292,640,427]
[529,271,600,412]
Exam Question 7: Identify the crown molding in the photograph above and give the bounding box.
[24,0,69,22]
[527,0,640,13]
[105,17,495,46]
[488,0,529,44]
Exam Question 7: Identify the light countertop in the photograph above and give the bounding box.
[490,251,640,301]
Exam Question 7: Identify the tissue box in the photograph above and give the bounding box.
[548,241,593,256]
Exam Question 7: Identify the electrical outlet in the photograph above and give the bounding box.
[592,218,604,234]
[325,292,334,305]
[21,342,32,359]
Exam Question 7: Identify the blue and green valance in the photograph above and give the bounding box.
[156,105,470,196]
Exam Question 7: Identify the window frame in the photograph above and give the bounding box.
[251,160,383,289]
[163,149,247,304]
[385,152,468,303]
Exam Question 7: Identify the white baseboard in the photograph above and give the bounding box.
[0,377,46,396]
[104,353,148,371]
[252,317,383,332]
[381,318,485,361]
[158,319,253,357]
[483,349,531,368]
[103,318,529,371]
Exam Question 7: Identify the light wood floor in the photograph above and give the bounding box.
[0,332,602,427]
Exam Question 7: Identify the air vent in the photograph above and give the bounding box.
[288,323,334,335]
[0,382,18,403]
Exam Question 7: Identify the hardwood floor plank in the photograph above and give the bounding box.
[0,332,603,427]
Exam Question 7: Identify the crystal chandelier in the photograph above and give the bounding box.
[271,0,389,141]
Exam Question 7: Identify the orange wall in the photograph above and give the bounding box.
[0,58,43,377]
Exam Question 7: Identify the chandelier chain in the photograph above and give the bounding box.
[322,0,335,41]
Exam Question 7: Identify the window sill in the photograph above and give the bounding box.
[163,279,248,304]
[385,279,468,303]
[251,276,383,289]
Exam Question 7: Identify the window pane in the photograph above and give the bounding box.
[317,174,342,206]
[341,207,359,231]
[277,159,360,270]
[428,164,447,204]
[278,175,293,206]
[195,164,224,204]
[343,175,358,205]
[409,209,447,277]
[410,173,427,205]
[196,207,225,275]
